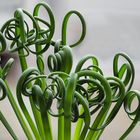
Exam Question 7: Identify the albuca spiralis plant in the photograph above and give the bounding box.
[0,2,140,140]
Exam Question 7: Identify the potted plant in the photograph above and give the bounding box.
[0,2,140,140]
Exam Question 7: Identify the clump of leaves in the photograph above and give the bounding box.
[0,2,140,140]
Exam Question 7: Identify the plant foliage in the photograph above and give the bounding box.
[0,2,140,140]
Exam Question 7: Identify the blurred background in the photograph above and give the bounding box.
[0,0,140,139]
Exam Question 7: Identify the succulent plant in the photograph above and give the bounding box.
[0,2,140,140]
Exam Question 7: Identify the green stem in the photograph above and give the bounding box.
[16,87,41,140]
[91,113,109,140]
[64,73,77,140]
[119,90,140,140]
[75,92,90,140]
[76,70,112,140]
[90,77,125,140]
[4,81,34,140]
[41,110,53,140]
[0,111,19,140]
[58,109,64,140]
[73,107,84,140]
[32,84,53,140]
[34,30,53,140]
[35,31,53,140]
[14,9,44,139]
[33,2,55,138]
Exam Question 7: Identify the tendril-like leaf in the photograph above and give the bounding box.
[113,53,135,91]
[0,78,7,101]
[33,2,55,46]
[48,45,73,74]
[0,32,6,53]
[120,90,140,139]
[62,10,86,47]
[1,58,14,79]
